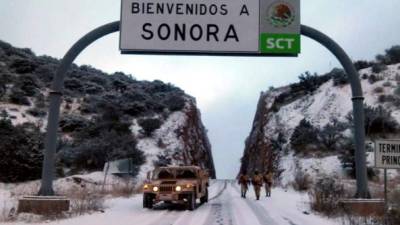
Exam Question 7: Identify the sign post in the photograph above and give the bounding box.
[374,139,400,224]
[120,0,300,55]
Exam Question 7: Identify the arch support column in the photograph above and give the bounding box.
[38,21,120,196]
[301,25,370,198]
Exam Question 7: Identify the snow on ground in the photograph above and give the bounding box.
[279,152,343,187]
[0,171,133,220]
[1,180,342,225]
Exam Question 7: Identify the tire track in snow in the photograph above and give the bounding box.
[202,180,237,225]
[140,210,170,225]
[283,217,299,225]
[231,183,278,225]
[209,180,228,201]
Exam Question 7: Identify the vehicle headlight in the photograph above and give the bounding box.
[152,186,159,192]
[175,185,182,192]
[185,184,192,188]
[143,184,149,189]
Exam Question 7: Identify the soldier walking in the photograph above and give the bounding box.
[263,171,273,197]
[238,172,250,198]
[251,170,263,200]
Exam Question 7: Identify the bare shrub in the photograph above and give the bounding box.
[64,186,104,216]
[102,179,138,198]
[292,168,312,192]
[373,87,384,93]
[387,189,400,225]
[309,176,344,216]
[361,74,368,80]
[340,214,384,225]
[383,81,392,87]
[396,73,400,81]
[0,200,16,222]
[394,86,400,96]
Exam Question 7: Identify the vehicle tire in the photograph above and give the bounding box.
[143,194,148,208]
[143,194,154,209]
[200,188,208,204]
[187,194,196,211]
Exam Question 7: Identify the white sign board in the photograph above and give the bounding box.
[374,140,400,169]
[104,158,134,175]
[120,0,300,55]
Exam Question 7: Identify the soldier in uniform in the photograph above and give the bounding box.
[263,171,273,197]
[238,172,250,198]
[251,170,263,200]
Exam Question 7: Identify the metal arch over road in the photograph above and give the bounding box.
[38,21,370,198]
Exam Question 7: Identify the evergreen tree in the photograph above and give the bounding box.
[347,105,399,138]
[0,119,44,182]
[290,119,318,153]
[318,119,347,151]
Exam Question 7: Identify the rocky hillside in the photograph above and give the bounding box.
[240,46,400,186]
[0,40,215,183]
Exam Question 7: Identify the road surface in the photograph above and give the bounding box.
[5,180,339,225]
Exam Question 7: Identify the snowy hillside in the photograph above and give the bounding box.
[241,61,400,186]
[0,40,215,185]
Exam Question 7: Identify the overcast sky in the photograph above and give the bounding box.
[1,0,399,178]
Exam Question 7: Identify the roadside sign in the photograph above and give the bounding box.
[374,140,400,169]
[120,0,300,55]
[104,158,136,175]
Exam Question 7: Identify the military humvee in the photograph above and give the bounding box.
[142,166,209,210]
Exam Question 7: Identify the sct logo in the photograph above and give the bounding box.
[260,33,300,54]
[266,37,295,49]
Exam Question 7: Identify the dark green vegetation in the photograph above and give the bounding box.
[0,112,44,182]
[0,40,187,182]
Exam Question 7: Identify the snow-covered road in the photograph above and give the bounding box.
[4,180,341,225]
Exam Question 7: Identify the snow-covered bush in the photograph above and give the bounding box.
[9,88,30,106]
[164,95,185,111]
[309,176,344,216]
[371,63,388,74]
[139,118,162,137]
[290,119,319,154]
[331,68,348,86]
[353,60,373,70]
[394,86,400,96]
[347,105,399,138]
[26,107,47,118]
[59,114,88,132]
[384,45,400,64]
[10,58,37,74]
[291,165,312,192]
[318,119,347,152]
[368,74,383,84]
[383,81,392,87]
[373,86,384,93]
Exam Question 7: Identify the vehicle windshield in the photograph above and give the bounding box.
[176,169,197,179]
[153,168,198,179]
